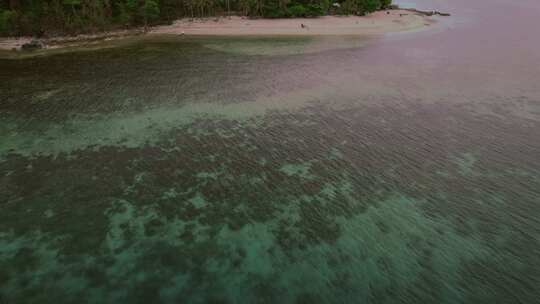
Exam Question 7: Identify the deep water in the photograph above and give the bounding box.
[1,1,540,303]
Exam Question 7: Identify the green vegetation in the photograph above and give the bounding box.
[0,0,392,36]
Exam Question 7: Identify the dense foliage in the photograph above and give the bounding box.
[0,0,392,36]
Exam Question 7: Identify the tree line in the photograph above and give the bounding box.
[0,0,392,36]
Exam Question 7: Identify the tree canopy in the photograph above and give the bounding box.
[0,0,392,36]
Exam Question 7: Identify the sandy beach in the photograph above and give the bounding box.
[0,10,433,52]
[152,10,434,36]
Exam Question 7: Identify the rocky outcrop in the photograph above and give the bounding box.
[386,4,450,17]
[404,8,451,17]
[21,39,44,51]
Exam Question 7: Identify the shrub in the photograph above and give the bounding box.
[306,4,325,16]
[285,3,324,17]
[288,4,308,17]
[141,0,160,25]
[0,9,16,35]
[362,0,382,13]
[263,4,288,18]
[380,0,392,9]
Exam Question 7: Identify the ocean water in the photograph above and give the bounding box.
[1,0,540,303]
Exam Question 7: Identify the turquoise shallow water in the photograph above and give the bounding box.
[1,5,540,302]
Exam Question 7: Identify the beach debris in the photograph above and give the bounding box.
[301,23,306,28]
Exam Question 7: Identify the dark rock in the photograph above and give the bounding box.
[404,8,451,17]
[21,39,44,51]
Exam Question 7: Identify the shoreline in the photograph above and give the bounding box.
[0,9,436,54]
